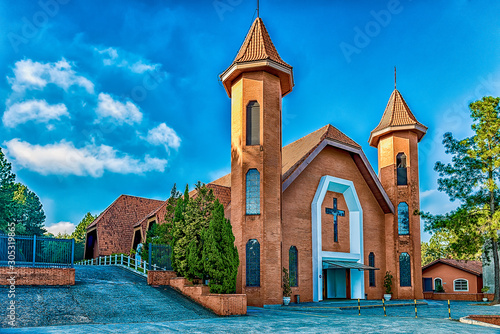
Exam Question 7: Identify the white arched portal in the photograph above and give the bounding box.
[312,175,364,302]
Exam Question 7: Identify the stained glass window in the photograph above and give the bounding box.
[399,252,411,287]
[398,202,409,235]
[369,252,375,287]
[246,101,260,146]
[454,279,468,291]
[289,246,298,287]
[246,169,260,215]
[246,239,260,287]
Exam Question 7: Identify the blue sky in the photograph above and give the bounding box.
[0,1,499,240]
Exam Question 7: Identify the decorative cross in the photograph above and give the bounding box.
[325,198,345,242]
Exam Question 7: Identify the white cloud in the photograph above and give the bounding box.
[46,221,76,236]
[8,58,94,94]
[96,93,143,125]
[146,123,181,151]
[3,100,69,128]
[4,139,168,177]
[96,47,161,74]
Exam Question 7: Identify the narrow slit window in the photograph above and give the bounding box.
[289,246,298,287]
[369,252,375,287]
[399,252,411,287]
[246,169,260,215]
[246,239,260,287]
[246,101,260,146]
[398,202,409,235]
[396,152,407,185]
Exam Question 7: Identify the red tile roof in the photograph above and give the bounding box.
[188,184,232,209]
[133,200,169,228]
[422,259,482,276]
[232,17,291,68]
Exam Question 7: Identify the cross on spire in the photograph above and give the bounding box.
[257,0,260,17]
[394,66,397,90]
[325,198,345,242]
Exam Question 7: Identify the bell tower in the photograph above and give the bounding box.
[220,17,294,307]
[369,87,427,299]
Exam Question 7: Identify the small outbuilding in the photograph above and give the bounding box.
[422,259,483,294]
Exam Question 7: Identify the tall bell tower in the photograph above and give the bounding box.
[220,17,294,307]
[369,87,427,299]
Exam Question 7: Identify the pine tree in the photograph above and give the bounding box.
[423,96,500,304]
[203,201,239,293]
[0,148,16,234]
[171,185,189,277]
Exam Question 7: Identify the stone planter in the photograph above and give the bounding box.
[483,297,489,302]
[283,297,291,305]
[384,294,392,301]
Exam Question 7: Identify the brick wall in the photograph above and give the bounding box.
[0,267,75,285]
[423,292,494,301]
[468,315,500,326]
[147,270,177,285]
[148,274,247,316]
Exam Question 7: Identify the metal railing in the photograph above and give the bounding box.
[77,252,171,277]
[0,235,74,268]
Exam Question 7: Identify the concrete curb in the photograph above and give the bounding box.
[459,316,500,329]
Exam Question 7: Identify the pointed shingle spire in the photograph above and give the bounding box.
[369,89,427,147]
[220,17,294,98]
[232,17,291,68]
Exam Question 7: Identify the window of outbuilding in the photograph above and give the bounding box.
[454,279,468,291]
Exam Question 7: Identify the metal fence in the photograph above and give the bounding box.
[149,244,172,271]
[0,235,74,268]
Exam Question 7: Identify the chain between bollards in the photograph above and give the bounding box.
[414,299,417,318]
[358,298,360,316]
[382,298,386,316]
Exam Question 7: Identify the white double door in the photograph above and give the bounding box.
[325,269,347,299]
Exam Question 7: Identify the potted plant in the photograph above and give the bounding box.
[481,286,490,302]
[282,267,292,305]
[435,284,445,293]
[383,271,393,301]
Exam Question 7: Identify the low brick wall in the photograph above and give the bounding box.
[147,270,177,285]
[423,292,494,301]
[148,274,247,316]
[0,267,75,285]
[469,315,500,326]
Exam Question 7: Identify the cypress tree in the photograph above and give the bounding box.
[203,200,239,293]
[171,185,189,276]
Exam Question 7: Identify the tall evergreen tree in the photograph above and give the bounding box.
[0,148,16,233]
[203,201,239,293]
[170,184,190,277]
[423,96,500,303]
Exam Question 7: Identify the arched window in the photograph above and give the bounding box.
[399,252,411,287]
[434,278,443,290]
[396,152,407,185]
[246,239,260,287]
[398,202,409,235]
[289,246,298,287]
[246,169,260,215]
[246,101,260,146]
[368,252,375,287]
[453,279,468,291]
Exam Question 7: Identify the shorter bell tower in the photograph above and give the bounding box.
[369,87,427,299]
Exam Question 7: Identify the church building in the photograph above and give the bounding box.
[86,16,427,307]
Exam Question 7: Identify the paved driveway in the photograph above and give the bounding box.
[0,265,215,328]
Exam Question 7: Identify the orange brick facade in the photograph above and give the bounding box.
[0,267,75,285]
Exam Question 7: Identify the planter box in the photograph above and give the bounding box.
[0,267,75,286]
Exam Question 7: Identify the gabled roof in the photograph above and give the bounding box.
[422,259,482,276]
[209,124,394,214]
[133,200,169,228]
[188,183,232,209]
[88,195,164,230]
[369,89,427,147]
[232,17,291,68]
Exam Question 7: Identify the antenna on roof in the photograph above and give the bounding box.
[394,66,397,90]
[257,0,260,17]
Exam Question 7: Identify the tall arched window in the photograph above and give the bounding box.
[396,152,407,185]
[398,202,409,235]
[246,101,260,146]
[246,239,260,287]
[289,246,298,287]
[368,252,375,287]
[246,169,260,215]
[399,252,411,287]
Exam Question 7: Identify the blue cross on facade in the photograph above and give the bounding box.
[325,198,345,242]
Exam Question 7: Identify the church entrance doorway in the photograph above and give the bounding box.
[323,269,351,299]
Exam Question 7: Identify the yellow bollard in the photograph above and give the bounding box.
[382,298,386,317]
[448,300,451,319]
[414,299,417,318]
[358,298,361,316]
